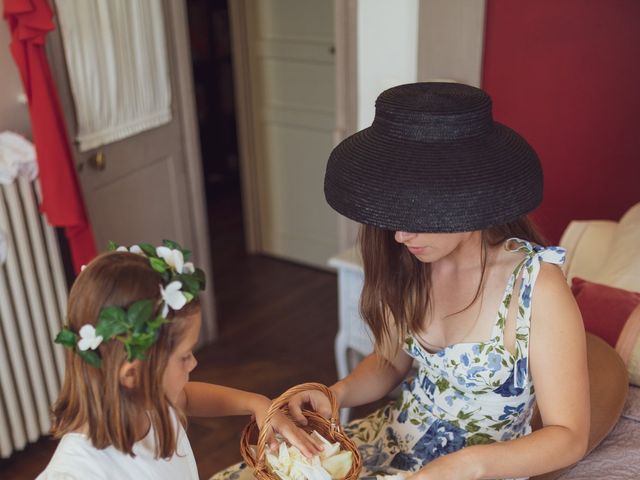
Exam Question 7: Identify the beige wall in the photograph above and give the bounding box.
[0,20,32,135]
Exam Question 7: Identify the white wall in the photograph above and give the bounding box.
[356,0,419,129]
[0,21,32,134]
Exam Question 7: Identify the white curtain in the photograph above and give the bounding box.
[54,0,172,151]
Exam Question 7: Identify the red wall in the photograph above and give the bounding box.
[482,0,640,243]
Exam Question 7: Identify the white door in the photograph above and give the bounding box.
[239,0,339,269]
[46,0,216,341]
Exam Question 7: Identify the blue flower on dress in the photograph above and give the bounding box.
[515,357,528,387]
[444,389,467,407]
[498,402,525,421]
[487,352,502,371]
[460,353,470,366]
[420,374,437,399]
[521,283,532,308]
[397,407,409,424]
[360,439,390,468]
[390,451,419,470]
[412,419,467,464]
[493,369,524,397]
[472,344,481,355]
[467,366,486,376]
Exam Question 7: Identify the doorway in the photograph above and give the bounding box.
[185,0,246,331]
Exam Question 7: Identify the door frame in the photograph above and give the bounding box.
[228,0,263,253]
[165,0,217,341]
[47,0,217,342]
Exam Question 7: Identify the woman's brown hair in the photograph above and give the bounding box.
[359,216,545,358]
[50,251,199,458]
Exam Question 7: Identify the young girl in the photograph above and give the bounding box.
[37,242,321,479]
[283,82,592,480]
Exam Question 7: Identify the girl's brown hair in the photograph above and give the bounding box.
[51,252,200,458]
[359,217,545,357]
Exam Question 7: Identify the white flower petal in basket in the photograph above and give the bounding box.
[321,451,352,480]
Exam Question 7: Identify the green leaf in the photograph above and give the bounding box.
[176,274,199,295]
[466,422,480,433]
[127,299,153,332]
[78,350,102,368]
[138,243,157,258]
[148,314,169,330]
[183,291,194,302]
[466,433,494,446]
[194,268,206,290]
[409,418,421,426]
[107,240,119,251]
[457,410,474,420]
[435,378,450,392]
[182,249,192,262]
[150,257,167,273]
[96,306,128,339]
[54,328,78,348]
[162,239,182,251]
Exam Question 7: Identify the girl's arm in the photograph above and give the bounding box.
[289,326,414,423]
[178,383,323,457]
[411,264,590,480]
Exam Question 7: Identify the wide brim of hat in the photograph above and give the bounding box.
[324,122,542,232]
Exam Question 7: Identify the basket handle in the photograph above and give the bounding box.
[255,382,340,463]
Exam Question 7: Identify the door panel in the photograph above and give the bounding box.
[46,0,216,340]
[250,0,338,269]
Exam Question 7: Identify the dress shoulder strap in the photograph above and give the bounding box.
[496,238,566,389]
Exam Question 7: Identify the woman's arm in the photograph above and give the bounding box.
[289,328,414,423]
[411,264,590,480]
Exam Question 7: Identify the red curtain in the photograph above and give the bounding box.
[4,0,96,271]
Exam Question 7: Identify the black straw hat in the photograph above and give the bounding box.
[324,82,543,232]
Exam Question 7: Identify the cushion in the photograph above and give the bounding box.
[530,333,629,480]
[571,277,640,348]
[618,306,640,387]
[600,202,640,292]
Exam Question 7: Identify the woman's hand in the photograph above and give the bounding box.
[406,450,481,480]
[287,388,335,425]
[252,396,323,458]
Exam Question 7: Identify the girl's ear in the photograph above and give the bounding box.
[119,360,142,389]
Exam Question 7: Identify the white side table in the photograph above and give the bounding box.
[328,247,374,423]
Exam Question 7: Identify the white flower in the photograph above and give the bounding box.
[156,246,185,273]
[77,324,103,351]
[183,262,195,274]
[160,281,187,316]
[117,245,144,255]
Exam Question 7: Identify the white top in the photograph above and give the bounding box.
[36,411,199,480]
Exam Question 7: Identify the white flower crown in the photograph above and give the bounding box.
[55,240,206,368]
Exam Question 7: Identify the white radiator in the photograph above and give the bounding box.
[0,178,68,458]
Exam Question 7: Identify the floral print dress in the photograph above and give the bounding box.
[346,239,566,479]
[211,239,565,480]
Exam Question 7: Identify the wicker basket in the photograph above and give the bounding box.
[240,382,362,480]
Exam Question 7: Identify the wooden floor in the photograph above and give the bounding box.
[0,181,383,479]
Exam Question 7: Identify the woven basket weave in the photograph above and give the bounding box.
[240,382,362,480]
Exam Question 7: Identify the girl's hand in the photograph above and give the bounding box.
[253,397,323,458]
[406,450,481,480]
[287,389,334,425]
